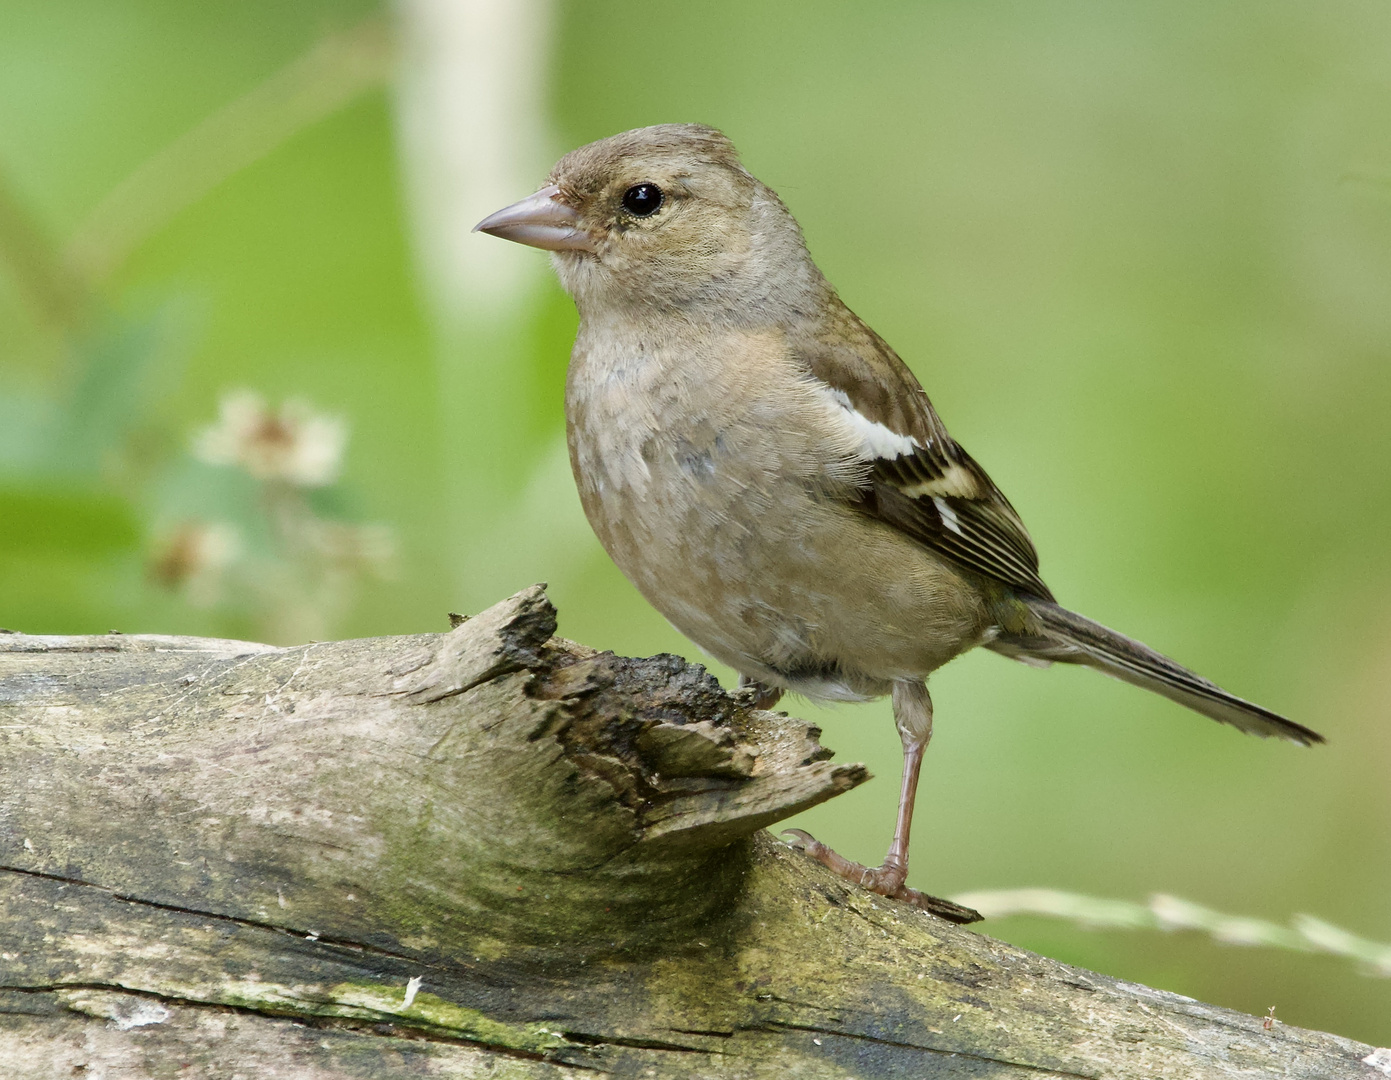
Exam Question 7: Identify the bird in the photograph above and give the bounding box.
[474,123,1324,921]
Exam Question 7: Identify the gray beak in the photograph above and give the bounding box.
[473,184,595,252]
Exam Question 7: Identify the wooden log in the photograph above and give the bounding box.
[0,586,1385,1078]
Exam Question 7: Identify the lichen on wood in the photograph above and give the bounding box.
[0,586,1384,1077]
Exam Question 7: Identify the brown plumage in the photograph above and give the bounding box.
[476,124,1322,918]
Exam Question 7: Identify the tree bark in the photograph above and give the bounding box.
[0,585,1384,1078]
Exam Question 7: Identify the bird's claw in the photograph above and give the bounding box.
[736,676,785,711]
[779,829,983,925]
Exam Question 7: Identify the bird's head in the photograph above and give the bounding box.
[475,124,822,318]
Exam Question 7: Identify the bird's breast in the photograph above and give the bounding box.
[563,322,988,692]
[565,324,849,523]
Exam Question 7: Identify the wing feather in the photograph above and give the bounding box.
[793,315,1053,600]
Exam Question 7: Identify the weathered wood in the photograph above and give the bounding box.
[1,586,1385,1078]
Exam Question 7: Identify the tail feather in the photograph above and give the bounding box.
[1000,601,1324,746]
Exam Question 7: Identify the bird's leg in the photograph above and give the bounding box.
[790,681,931,894]
[737,673,784,711]
[876,680,934,891]
[785,682,981,924]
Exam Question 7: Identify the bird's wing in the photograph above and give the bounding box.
[794,317,1054,601]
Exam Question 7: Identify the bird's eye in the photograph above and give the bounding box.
[621,183,663,217]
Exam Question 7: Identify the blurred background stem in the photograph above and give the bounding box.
[954,889,1391,978]
[64,15,394,285]
[0,163,89,330]
[391,0,576,612]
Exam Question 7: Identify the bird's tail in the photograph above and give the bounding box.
[991,600,1324,746]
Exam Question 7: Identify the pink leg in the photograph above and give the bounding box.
[785,681,980,924]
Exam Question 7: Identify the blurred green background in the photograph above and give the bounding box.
[2,0,1389,1046]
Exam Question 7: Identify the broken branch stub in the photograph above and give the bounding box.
[0,585,865,959]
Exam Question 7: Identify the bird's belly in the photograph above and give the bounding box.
[568,411,990,699]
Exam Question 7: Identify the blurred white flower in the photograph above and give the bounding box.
[148,520,241,606]
[169,388,397,641]
[194,389,347,487]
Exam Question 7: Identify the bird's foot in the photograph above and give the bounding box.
[736,675,784,711]
[782,829,982,924]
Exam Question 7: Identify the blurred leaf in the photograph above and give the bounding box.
[0,484,139,555]
[0,393,60,471]
[0,159,88,328]
[153,457,266,542]
[51,307,191,474]
[303,482,357,520]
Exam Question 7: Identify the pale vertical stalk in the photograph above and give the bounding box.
[391,0,559,607]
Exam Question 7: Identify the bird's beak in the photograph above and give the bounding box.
[473,185,595,252]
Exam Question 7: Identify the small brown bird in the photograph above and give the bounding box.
[476,124,1323,919]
